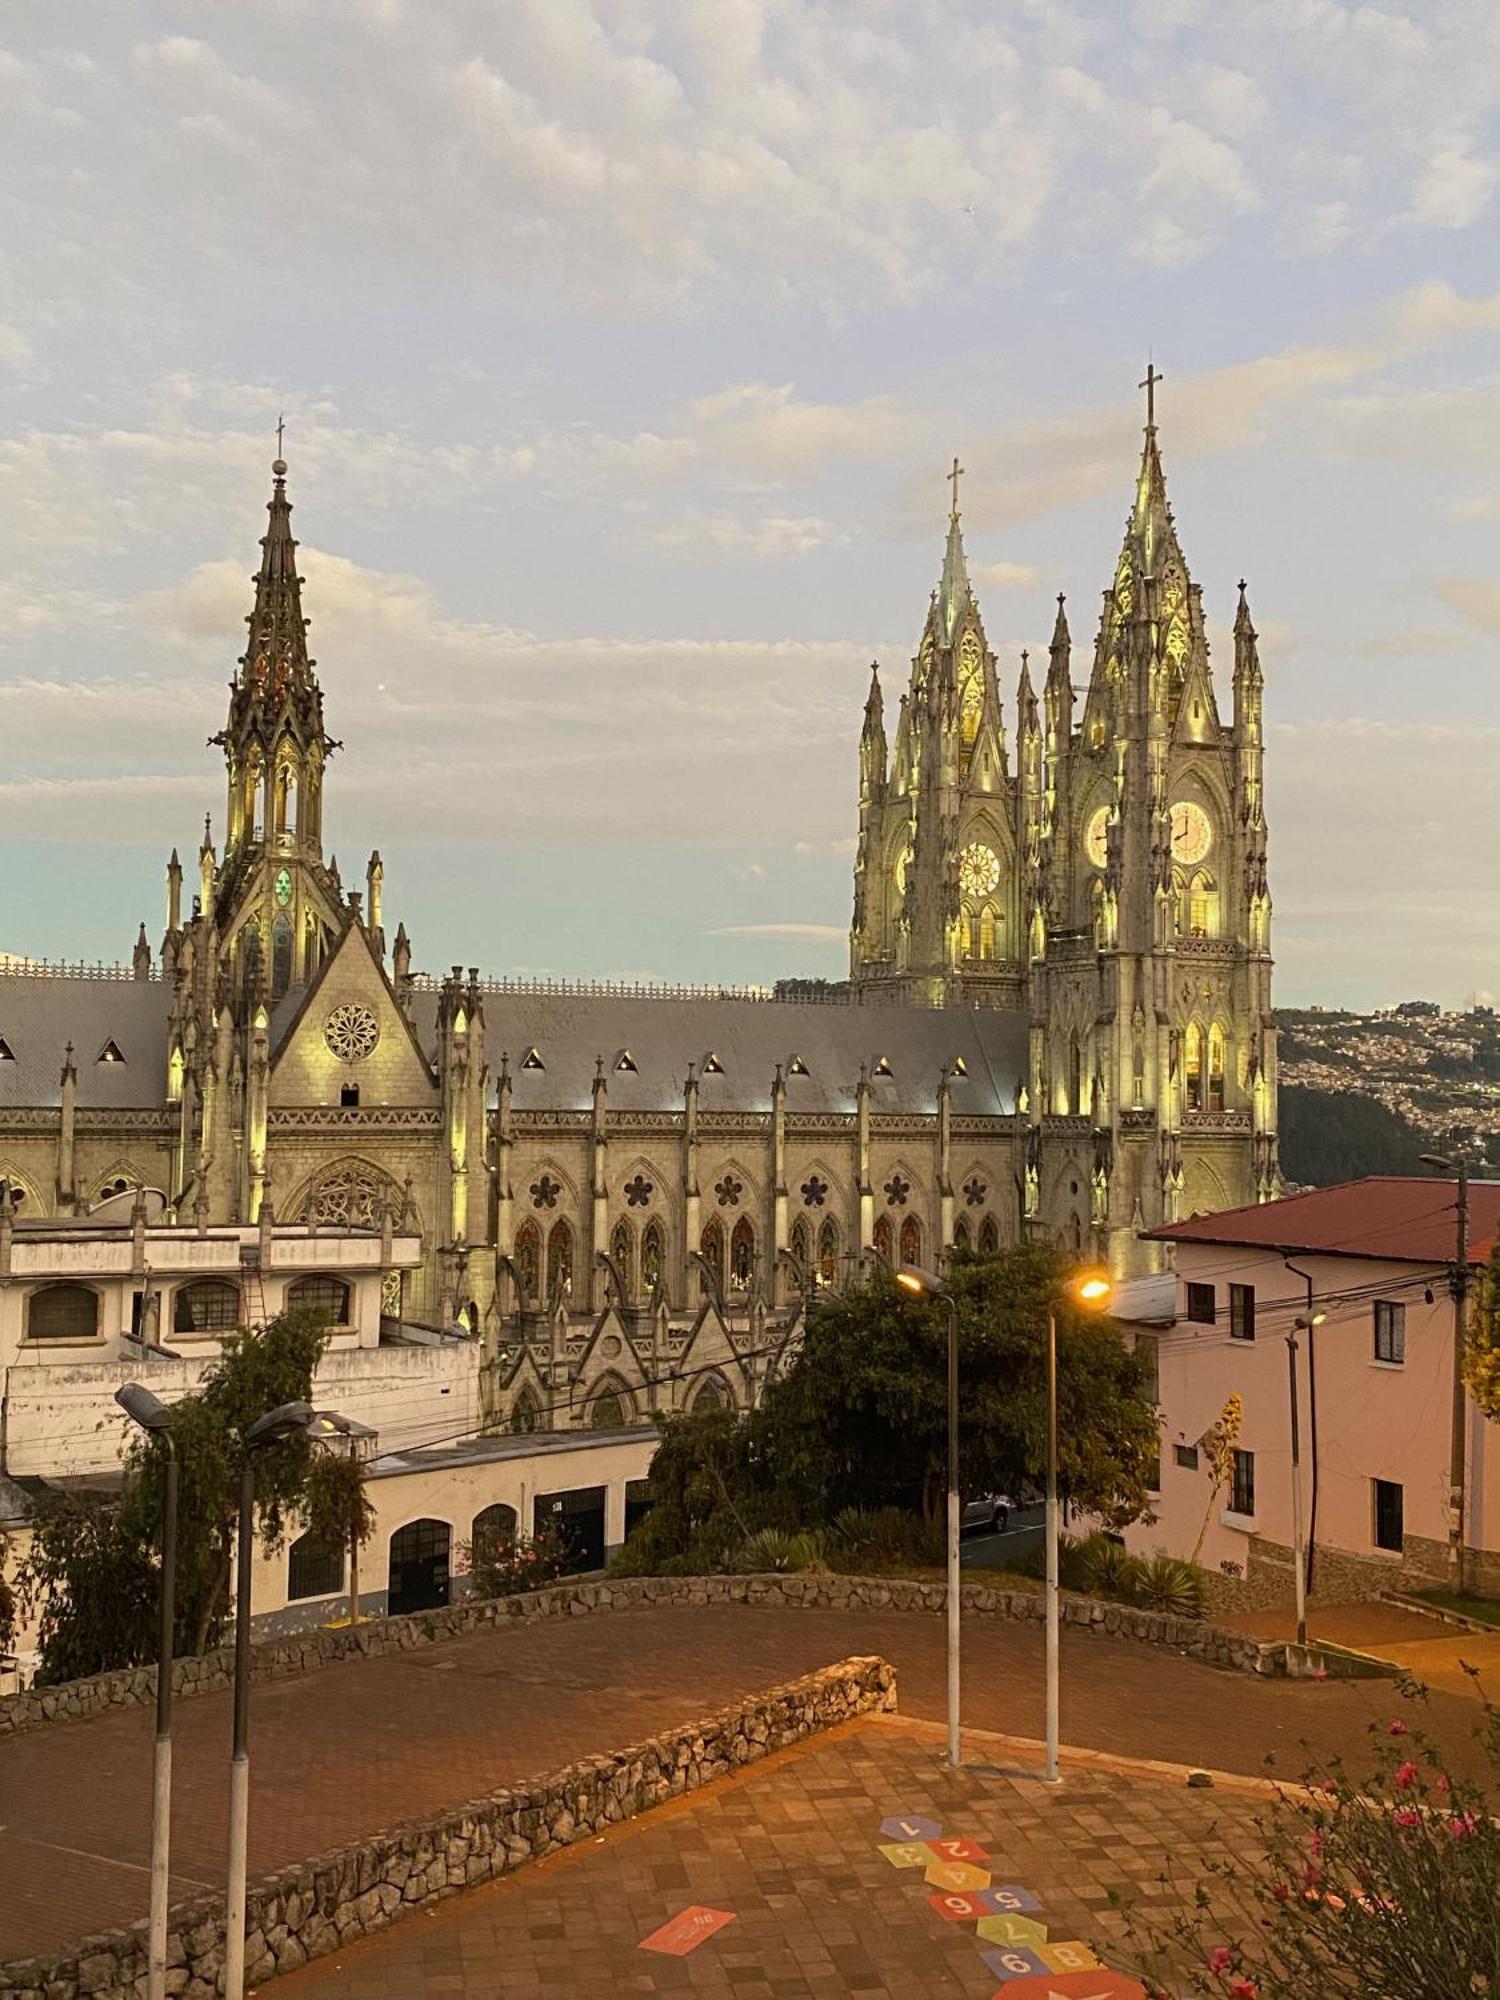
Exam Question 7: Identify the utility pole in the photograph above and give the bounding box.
[1422,1151,1472,1596]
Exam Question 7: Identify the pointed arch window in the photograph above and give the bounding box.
[589,1375,633,1430]
[1185,1023,1204,1113]
[789,1215,811,1274]
[1208,1025,1227,1113]
[512,1221,540,1304]
[610,1218,635,1298]
[899,1213,922,1268]
[978,904,998,960]
[1188,870,1219,939]
[271,914,293,999]
[1068,1032,1083,1116]
[978,1213,1000,1256]
[641,1218,665,1295]
[730,1216,755,1289]
[691,1373,730,1414]
[817,1216,839,1286]
[699,1217,726,1291]
[510,1386,542,1433]
[546,1217,574,1303]
[872,1214,894,1265]
[953,1215,971,1252]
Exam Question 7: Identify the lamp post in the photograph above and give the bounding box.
[225,1399,315,2000]
[1045,1271,1112,1785]
[894,1262,961,1767]
[115,1383,178,2000]
[1287,1313,1324,1648]
[1421,1150,1473,1595]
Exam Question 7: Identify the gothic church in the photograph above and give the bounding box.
[0,390,1278,1429]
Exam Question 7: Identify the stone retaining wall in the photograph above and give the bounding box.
[0,1569,1380,1741]
[0,1654,896,2000]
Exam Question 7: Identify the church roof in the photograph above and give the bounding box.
[406,990,1028,1116]
[0,973,173,1108]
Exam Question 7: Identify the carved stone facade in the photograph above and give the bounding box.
[0,406,1277,1432]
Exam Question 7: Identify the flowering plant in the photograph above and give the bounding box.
[456,1519,568,1600]
[1119,1670,1499,1998]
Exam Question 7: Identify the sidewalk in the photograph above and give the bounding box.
[2,1599,1487,1966]
[1222,1598,1500,1700]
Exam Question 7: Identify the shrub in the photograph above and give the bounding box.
[828,1506,943,1570]
[1075,1531,1148,1603]
[735,1528,829,1574]
[457,1519,568,1599]
[1120,1678,1500,1997]
[1005,1533,1093,1592]
[1132,1552,1207,1620]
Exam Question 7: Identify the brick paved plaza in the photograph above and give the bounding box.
[2,1599,1481,1974]
[269,1715,1259,1998]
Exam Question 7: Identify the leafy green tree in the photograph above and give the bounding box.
[1278,1084,1429,1187]
[759,1245,1158,1528]
[609,1405,783,1576]
[21,1308,332,1680]
[303,1446,376,1627]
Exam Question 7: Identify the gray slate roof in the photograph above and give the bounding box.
[0,975,173,1108]
[407,992,1027,1117]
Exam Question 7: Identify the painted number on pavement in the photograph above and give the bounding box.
[639,1906,736,1957]
[991,1972,1148,2000]
[879,1814,943,1841]
[983,1945,1051,1981]
[879,1841,936,1869]
[977,1885,1043,1914]
[930,1834,990,1864]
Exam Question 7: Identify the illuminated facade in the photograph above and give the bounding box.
[0,392,1277,1429]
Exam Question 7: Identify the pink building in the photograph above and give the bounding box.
[1124,1178,1500,1607]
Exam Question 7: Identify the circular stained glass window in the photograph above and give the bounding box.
[324,1004,380,1063]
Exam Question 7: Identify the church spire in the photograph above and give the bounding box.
[240,453,317,709]
[936,456,971,642]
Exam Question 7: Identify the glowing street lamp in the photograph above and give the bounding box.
[1045,1269,1113,1784]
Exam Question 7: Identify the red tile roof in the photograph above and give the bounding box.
[1146,1176,1500,1268]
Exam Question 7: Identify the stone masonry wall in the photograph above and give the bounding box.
[0,1569,1379,1743]
[0,1655,895,2000]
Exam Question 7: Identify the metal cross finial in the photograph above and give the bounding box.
[948,455,964,517]
[275,413,285,459]
[1138,361,1163,428]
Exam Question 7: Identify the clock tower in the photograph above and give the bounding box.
[207,455,347,1001]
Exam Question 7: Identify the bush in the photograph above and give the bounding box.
[1005,1532,1093,1591]
[458,1519,567,1599]
[1075,1531,1148,1603]
[735,1528,829,1574]
[828,1506,944,1571]
[1120,1679,1500,1997]
[1132,1552,1207,1620]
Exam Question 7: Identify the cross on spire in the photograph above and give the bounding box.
[276,413,285,458]
[948,455,964,518]
[1138,361,1163,429]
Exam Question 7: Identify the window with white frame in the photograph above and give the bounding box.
[1374,1300,1405,1365]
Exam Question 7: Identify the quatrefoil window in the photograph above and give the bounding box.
[963,1176,987,1207]
[883,1174,911,1207]
[715,1174,743,1207]
[324,1004,380,1063]
[624,1174,654,1208]
[530,1175,561,1210]
[800,1175,829,1208]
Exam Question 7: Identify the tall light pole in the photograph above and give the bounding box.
[1287,1313,1324,1648]
[225,1399,316,2000]
[894,1262,961,1768]
[115,1383,178,2000]
[1421,1150,1473,1595]
[1046,1270,1112,1785]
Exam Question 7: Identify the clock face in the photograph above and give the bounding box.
[1084,807,1111,870]
[958,842,1001,898]
[274,867,292,907]
[1169,800,1213,867]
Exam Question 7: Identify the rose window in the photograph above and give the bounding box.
[324,1004,380,1063]
[714,1174,743,1207]
[963,1176,987,1207]
[883,1174,911,1207]
[530,1175,561,1210]
[800,1175,829,1208]
[958,843,1001,898]
[624,1174,654,1208]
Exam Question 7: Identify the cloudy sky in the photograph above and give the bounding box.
[2,0,1499,1008]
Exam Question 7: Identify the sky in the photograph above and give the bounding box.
[2,0,1499,1011]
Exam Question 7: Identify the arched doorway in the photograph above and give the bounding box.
[387,1518,451,1616]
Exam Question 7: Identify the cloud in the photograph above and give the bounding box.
[1406,147,1497,230]
[1433,577,1500,634]
[709,923,845,944]
[973,560,1040,589]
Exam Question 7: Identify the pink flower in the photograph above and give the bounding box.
[1436,1774,1451,1794]
[1393,1808,1421,1828]
[1394,1761,1419,1790]
[1314,1667,1329,1682]
[1270,1882,1291,1902]
[1308,1830,1325,1857]
[1448,1813,1479,1839]
[1208,1947,1233,1975]
[1321,1778,1339,1795]
[1389,1719,1408,1737]
[1230,1982,1259,2000]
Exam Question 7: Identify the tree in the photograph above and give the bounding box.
[303,1447,376,1628]
[1190,1392,1244,1564]
[1278,1085,1429,1187]
[21,1307,332,1681]
[759,1245,1159,1529]
[1466,1240,1500,1424]
[609,1405,781,1576]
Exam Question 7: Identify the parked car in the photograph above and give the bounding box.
[960,1492,1013,1534]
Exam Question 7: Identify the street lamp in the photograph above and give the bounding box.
[893,1262,961,1767]
[115,1383,177,2000]
[225,1399,315,2000]
[1288,1312,1326,1648]
[1045,1269,1113,1784]
[1420,1150,1473,1595]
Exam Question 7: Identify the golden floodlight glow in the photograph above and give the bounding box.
[1073,1271,1112,1306]
[895,1270,925,1295]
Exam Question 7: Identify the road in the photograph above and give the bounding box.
[960,1501,1044,1571]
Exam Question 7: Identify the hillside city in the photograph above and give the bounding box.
[1278,999,1500,1155]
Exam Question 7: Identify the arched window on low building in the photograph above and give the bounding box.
[173,1279,241,1334]
[288,1529,344,1601]
[730,1216,755,1289]
[287,1275,352,1327]
[470,1503,517,1573]
[610,1218,634,1298]
[898,1213,922,1268]
[513,1220,541,1305]
[27,1283,99,1342]
[641,1218,665,1295]
[547,1218,574,1302]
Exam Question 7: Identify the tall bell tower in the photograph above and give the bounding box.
[210,452,345,1001]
